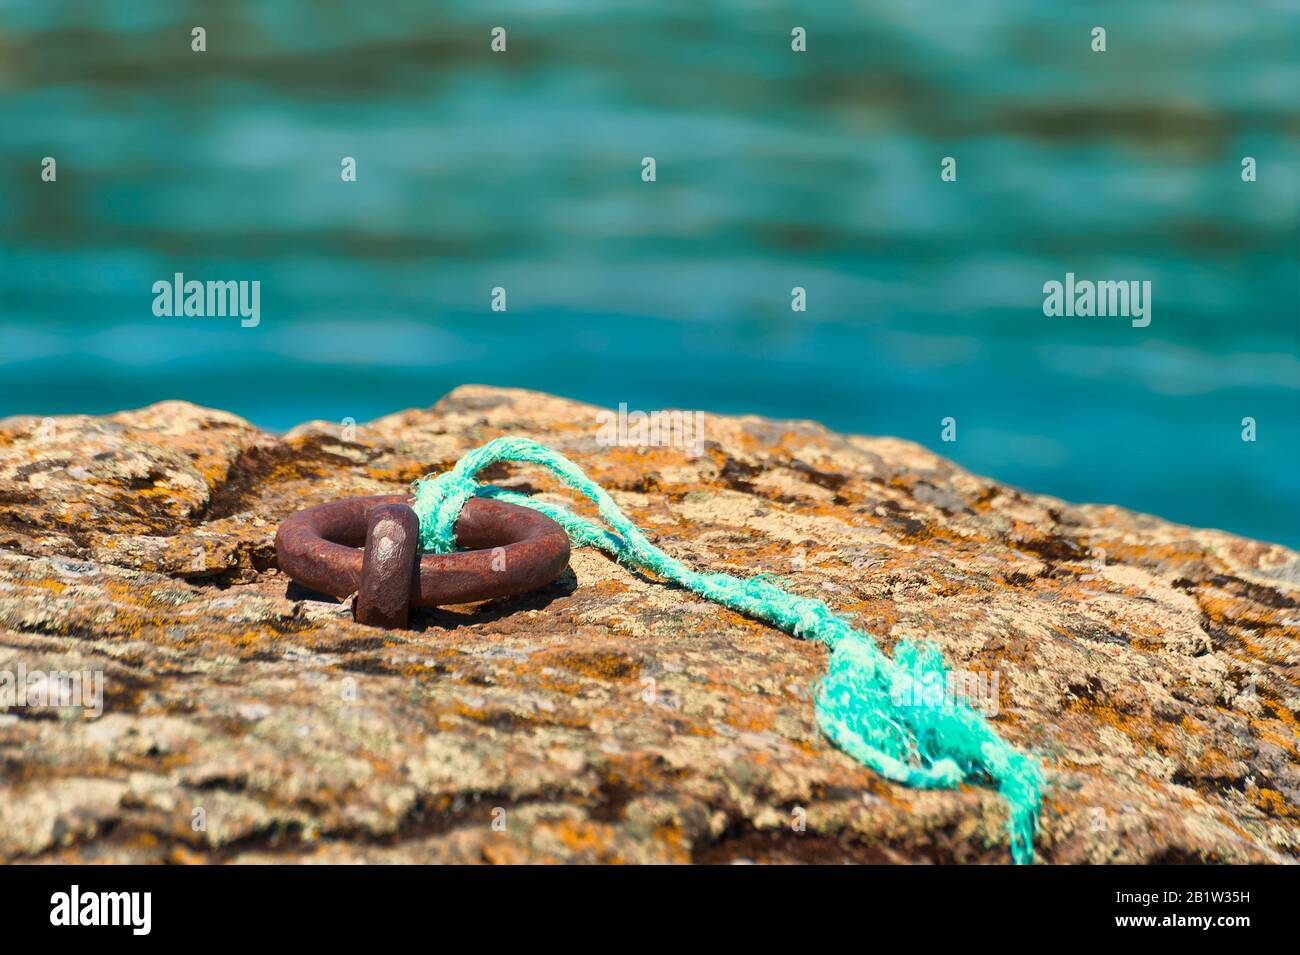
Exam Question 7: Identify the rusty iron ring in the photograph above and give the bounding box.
[275,494,571,628]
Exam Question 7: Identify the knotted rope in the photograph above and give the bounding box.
[412,436,1043,863]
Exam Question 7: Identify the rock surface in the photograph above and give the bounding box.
[0,386,1297,864]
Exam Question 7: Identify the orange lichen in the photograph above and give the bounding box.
[545,650,640,682]
[1249,788,1298,819]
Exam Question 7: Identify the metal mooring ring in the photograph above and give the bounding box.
[274,494,571,628]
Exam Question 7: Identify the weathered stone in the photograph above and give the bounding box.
[0,385,1296,863]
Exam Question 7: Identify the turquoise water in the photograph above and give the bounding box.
[1,1,1297,545]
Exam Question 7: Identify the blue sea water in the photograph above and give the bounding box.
[1,1,1297,545]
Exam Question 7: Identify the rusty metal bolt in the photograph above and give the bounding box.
[274,495,570,628]
[355,502,420,629]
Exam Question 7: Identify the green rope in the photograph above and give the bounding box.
[412,436,1044,863]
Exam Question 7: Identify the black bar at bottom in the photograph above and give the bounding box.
[0,863,1286,942]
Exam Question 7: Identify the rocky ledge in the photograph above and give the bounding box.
[0,386,1296,864]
